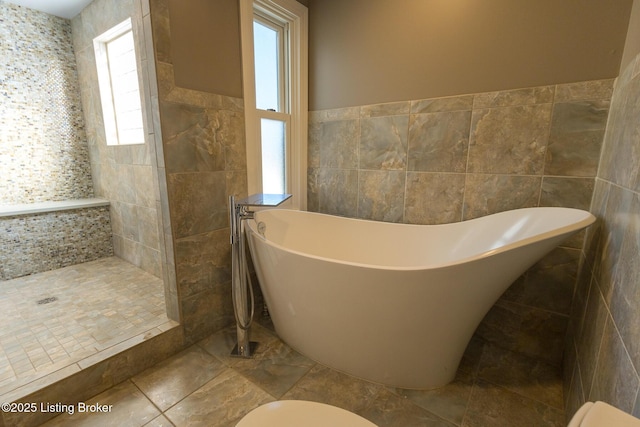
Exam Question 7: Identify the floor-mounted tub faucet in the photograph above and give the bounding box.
[228,193,291,358]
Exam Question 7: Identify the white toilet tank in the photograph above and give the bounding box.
[569,401,640,427]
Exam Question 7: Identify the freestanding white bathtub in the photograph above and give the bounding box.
[245,207,595,389]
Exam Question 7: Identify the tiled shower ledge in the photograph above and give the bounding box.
[0,198,109,218]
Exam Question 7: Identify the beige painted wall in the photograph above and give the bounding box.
[168,0,243,97]
[621,0,640,72]
[309,0,633,110]
[167,0,307,98]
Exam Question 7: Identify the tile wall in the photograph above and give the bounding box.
[564,52,640,419]
[309,80,613,369]
[0,208,113,280]
[309,80,612,223]
[0,3,115,281]
[149,0,248,343]
[71,0,163,278]
[0,2,94,205]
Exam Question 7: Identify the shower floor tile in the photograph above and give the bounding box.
[0,257,169,396]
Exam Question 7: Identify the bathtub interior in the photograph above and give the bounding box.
[249,207,595,268]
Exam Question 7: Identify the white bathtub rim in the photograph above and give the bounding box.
[247,207,595,271]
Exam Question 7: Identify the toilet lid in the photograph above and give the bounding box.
[236,400,378,427]
[581,401,640,427]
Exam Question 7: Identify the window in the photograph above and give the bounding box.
[93,18,145,146]
[240,0,308,209]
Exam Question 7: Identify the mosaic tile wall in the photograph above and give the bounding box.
[308,80,612,371]
[564,52,640,420]
[0,2,94,204]
[0,207,113,280]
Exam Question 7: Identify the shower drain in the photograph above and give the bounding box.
[36,296,58,305]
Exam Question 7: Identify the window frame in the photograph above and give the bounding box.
[240,0,308,210]
[93,18,145,146]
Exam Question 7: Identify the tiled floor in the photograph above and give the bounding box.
[0,257,168,397]
[41,316,567,427]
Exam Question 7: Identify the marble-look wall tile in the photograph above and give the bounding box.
[564,54,640,422]
[590,317,640,413]
[566,256,592,343]
[358,170,405,222]
[609,192,640,376]
[309,79,611,226]
[582,180,609,272]
[168,172,227,239]
[174,228,231,299]
[308,168,359,218]
[310,119,359,169]
[545,100,609,177]
[309,106,359,122]
[148,0,172,64]
[181,284,233,345]
[598,75,640,191]
[540,177,594,210]
[404,172,464,224]
[360,101,410,118]
[226,170,248,202]
[307,122,322,169]
[160,102,226,173]
[220,111,247,172]
[360,116,409,170]
[134,165,157,208]
[410,94,474,114]
[555,79,615,103]
[463,174,541,220]
[596,183,634,304]
[564,340,586,417]
[473,85,554,109]
[408,110,470,172]
[576,280,609,396]
[468,104,552,175]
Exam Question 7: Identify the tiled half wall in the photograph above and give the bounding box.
[308,79,613,369]
[309,79,612,223]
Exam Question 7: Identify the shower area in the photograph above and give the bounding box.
[0,0,172,399]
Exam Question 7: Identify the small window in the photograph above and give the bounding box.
[93,18,145,146]
[254,13,289,194]
[241,0,308,208]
